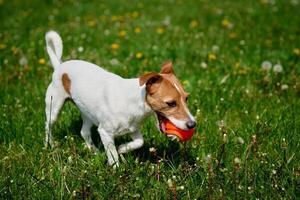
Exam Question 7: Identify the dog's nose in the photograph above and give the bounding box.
[186,120,196,129]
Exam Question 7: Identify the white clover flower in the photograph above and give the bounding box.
[77,46,84,52]
[149,147,157,153]
[200,62,208,69]
[212,45,220,53]
[273,63,283,73]
[261,61,272,71]
[281,84,288,90]
[110,58,120,66]
[234,157,241,164]
[19,56,28,66]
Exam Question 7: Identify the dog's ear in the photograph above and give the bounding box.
[139,72,163,94]
[160,61,174,74]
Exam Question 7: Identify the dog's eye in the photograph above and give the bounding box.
[185,96,188,102]
[166,101,177,108]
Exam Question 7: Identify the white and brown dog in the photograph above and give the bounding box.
[45,31,196,166]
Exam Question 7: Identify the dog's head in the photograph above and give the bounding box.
[139,61,196,139]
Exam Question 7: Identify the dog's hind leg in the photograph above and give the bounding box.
[45,83,66,147]
[81,115,98,153]
[117,130,144,154]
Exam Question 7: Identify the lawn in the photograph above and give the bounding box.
[0,0,299,199]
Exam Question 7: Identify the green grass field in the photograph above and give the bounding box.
[1,0,300,199]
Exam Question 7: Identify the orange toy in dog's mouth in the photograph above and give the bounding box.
[157,113,195,142]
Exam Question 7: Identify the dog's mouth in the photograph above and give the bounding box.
[155,112,195,142]
[156,112,168,133]
[155,112,181,141]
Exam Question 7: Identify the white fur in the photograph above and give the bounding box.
[44,31,152,166]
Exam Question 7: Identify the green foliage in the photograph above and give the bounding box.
[0,0,299,199]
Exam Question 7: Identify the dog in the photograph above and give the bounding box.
[44,31,196,166]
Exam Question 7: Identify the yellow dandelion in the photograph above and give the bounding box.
[156,27,165,34]
[221,19,233,29]
[293,48,300,56]
[134,27,141,34]
[189,20,198,29]
[111,43,120,50]
[38,58,46,65]
[111,15,118,22]
[131,11,139,18]
[119,30,127,37]
[87,19,96,27]
[208,53,217,61]
[0,44,7,49]
[135,52,143,59]
[229,32,237,39]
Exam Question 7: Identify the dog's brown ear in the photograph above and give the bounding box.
[160,61,174,74]
[139,72,163,94]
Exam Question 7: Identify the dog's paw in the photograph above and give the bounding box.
[117,144,128,154]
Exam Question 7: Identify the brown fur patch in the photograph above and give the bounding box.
[145,73,190,120]
[62,73,71,95]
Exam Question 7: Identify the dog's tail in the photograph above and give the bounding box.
[45,31,63,70]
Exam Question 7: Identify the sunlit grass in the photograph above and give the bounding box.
[0,0,299,199]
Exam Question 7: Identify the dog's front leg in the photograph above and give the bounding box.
[98,127,119,167]
[118,130,144,154]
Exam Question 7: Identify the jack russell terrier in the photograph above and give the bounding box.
[45,31,196,166]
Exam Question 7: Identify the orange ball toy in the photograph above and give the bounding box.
[163,119,195,142]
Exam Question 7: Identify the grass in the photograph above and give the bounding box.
[0,0,300,199]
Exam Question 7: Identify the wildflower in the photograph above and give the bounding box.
[163,16,171,26]
[111,15,119,22]
[111,43,120,50]
[0,44,7,49]
[167,179,173,188]
[200,62,207,69]
[229,32,237,39]
[189,20,198,28]
[208,53,217,61]
[212,45,220,53]
[149,147,156,153]
[221,18,233,29]
[177,186,184,190]
[293,48,300,56]
[77,46,84,52]
[156,27,165,34]
[281,84,288,90]
[87,19,96,27]
[273,63,283,73]
[135,52,143,59]
[119,30,126,38]
[261,61,272,71]
[234,157,241,164]
[237,137,244,144]
[19,56,28,66]
[134,27,141,34]
[110,58,119,66]
[38,58,46,65]
[131,11,139,18]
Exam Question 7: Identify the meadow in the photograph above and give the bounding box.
[0,0,299,199]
